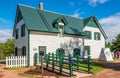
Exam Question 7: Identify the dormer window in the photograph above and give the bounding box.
[59,25,64,37]
[58,22,65,26]
[53,16,67,37]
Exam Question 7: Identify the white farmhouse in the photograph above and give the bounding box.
[13,4,107,66]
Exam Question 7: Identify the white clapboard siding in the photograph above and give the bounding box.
[6,56,27,68]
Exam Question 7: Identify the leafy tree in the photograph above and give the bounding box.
[4,39,14,56]
[105,42,111,48]
[111,34,120,52]
[0,39,14,57]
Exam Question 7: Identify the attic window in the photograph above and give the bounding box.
[59,25,64,37]
[58,19,65,37]
[58,22,64,26]
[17,11,23,23]
[58,19,65,26]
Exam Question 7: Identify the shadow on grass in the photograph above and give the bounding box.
[93,59,120,71]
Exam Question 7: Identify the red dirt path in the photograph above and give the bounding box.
[0,59,120,78]
[81,58,120,78]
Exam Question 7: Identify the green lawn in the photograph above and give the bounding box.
[63,60,104,74]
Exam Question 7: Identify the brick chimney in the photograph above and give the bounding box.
[39,2,43,10]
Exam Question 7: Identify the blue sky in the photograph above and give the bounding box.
[0,0,120,42]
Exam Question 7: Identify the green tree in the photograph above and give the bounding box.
[0,43,5,59]
[3,39,14,56]
[111,34,120,52]
[106,42,111,48]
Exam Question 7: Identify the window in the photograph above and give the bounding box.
[15,47,18,56]
[21,24,25,37]
[17,11,23,23]
[59,26,64,37]
[73,48,80,57]
[22,46,26,56]
[94,32,101,40]
[15,29,18,39]
[56,48,65,56]
[84,31,92,39]
[84,46,90,57]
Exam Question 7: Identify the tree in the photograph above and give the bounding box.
[111,34,120,52]
[0,39,14,57]
[4,39,14,56]
[106,42,111,48]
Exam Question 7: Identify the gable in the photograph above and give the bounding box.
[17,10,23,23]
[84,16,108,39]
[86,18,98,28]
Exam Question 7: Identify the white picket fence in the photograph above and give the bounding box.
[6,56,27,68]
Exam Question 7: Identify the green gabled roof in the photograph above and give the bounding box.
[13,4,107,38]
[84,16,108,39]
[84,16,92,26]
[16,4,84,36]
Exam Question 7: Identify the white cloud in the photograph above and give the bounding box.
[71,8,80,18]
[0,18,11,25]
[99,12,120,42]
[71,8,84,18]
[0,29,13,42]
[88,0,109,6]
[72,13,80,18]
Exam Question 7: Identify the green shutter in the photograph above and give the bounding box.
[90,31,92,39]
[87,46,90,55]
[94,32,96,40]
[98,33,101,40]
[85,31,87,39]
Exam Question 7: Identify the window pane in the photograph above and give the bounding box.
[22,46,26,56]
[85,31,91,39]
[21,24,25,37]
[16,29,18,39]
[15,47,18,56]
[94,32,101,40]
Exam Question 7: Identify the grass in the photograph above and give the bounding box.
[63,60,104,74]
[5,67,28,70]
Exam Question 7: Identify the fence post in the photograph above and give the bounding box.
[77,55,80,71]
[46,54,49,69]
[6,57,8,68]
[56,51,58,64]
[88,55,91,73]
[52,53,54,71]
[59,54,63,74]
[69,54,73,77]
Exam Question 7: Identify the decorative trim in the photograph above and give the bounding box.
[28,30,30,66]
